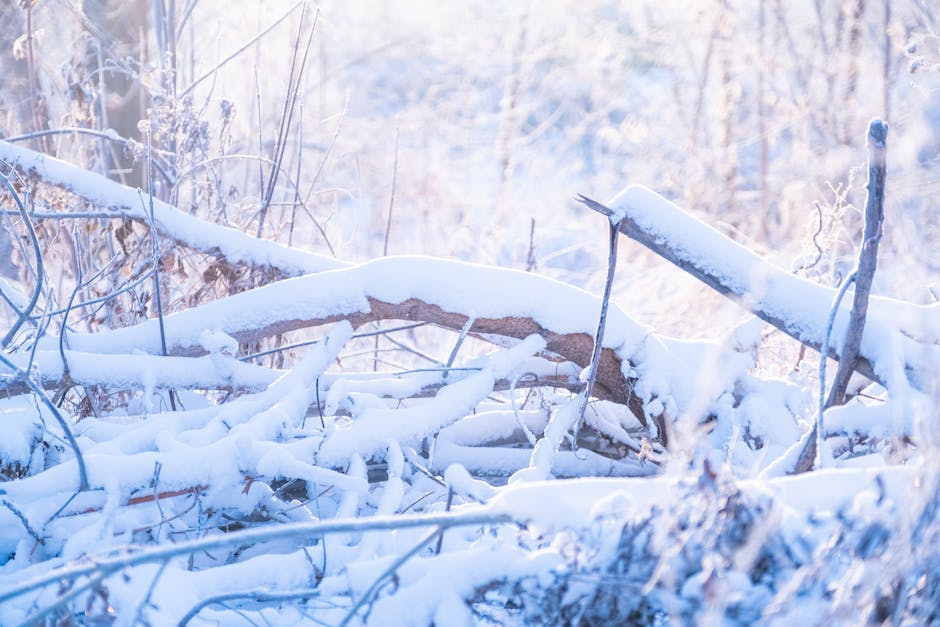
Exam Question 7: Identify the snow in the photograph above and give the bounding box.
[2,349,279,391]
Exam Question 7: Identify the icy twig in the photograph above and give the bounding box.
[0,353,88,491]
[340,526,442,627]
[258,5,319,239]
[181,0,306,97]
[0,175,43,347]
[16,574,106,627]
[140,127,175,410]
[443,315,475,380]
[131,561,168,626]
[383,124,400,257]
[794,271,858,474]
[0,498,44,545]
[575,216,623,446]
[178,587,323,626]
[0,511,513,606]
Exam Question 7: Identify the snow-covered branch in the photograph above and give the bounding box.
[0,509,514,607]
[579,188,939,392]
[0,141,346,276]
[42,256,670,418]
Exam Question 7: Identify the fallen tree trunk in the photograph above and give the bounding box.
[34,257,654,422]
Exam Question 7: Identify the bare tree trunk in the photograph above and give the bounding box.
[758,0,770,236]
[842,0,865,144]
[81,0,150,187]
[882,0,891,121]
[719,0,737,217]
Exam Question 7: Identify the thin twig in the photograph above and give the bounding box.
[443,316,476,381]
[289,85,305,247]
[434,488,455,555]
[0,511,512,606]
[139,128,176,410]
[242,322,427,362]
[181,1,305,97]
[257,5,319,238]
[57,229,84,384]
[511,372,539,446]
[23,3,47,154]
[794,270,858,474]
[574,216,622,445]
[131,560,169,625]
[526,217,537,272]
[383,124,400,257]
[1,498,45,546]
[179,587,322,625]
[14,575,106,627]
[339,526,442,626]
[0,176,43,347]
[0,356,88,492]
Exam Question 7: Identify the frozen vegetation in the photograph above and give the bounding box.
[0,1,937,625]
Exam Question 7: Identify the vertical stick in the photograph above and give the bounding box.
[882,0,891,121]
[574,217,622,445]
[24,3,47,154]
[382,124,400,257]
[826,120,887,407]
[758,0,770,229]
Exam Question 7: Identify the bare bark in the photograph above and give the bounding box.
[39,265,647,422]
[826,120,887,406]
[215,296,643,421]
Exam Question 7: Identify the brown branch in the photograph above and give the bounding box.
[244,297,644,423]
[37,257,665,424]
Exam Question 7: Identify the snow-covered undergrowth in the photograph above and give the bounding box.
[0,141,937,624]
[0,1,937,622]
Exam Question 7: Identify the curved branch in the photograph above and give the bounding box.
[0,175,43,347]
[0,510,513,605]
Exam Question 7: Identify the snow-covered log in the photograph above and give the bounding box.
[37,256,672,419]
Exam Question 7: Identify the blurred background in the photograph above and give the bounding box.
[1,0,937,339]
